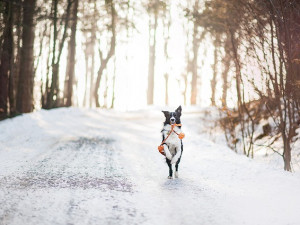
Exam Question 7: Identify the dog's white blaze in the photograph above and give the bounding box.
[170,116,175,123]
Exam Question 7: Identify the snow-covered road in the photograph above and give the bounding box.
[1,108,300,225]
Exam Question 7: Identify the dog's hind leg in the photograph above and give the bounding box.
[166,159,173,179]
[175,152,182,178]
[175,158,181,178]
[171,145,182,164]
[175,142,183,178]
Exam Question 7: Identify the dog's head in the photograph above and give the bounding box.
[162,106,182,125]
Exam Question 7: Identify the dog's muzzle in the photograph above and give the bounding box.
[170,117,175,124]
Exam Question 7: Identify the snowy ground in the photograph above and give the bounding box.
[1,107,300,225]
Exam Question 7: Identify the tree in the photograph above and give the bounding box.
[190,0,200,105]
[221,37,231,108]
[0,1,13,119]
[44,0,72,109]
[211,34,220,106]
[147,0,158,105]
[94,0,116,107]
[163,2,171,106]
[16,0,36,113]
[64,0,79,107]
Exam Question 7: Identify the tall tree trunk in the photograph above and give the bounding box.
[182,25,190,106]
[103,73,109,108]
[283,129,292,171]
[16,0,36,113]
[64,0,78,107]
[164,73,169,105]
[221,38,231,108]
[83,52,89,107]
[147,5,158,105]
[46,0,58,109]
[111,55,116,109]
[89,49,95,107]
[9,0,22,116]
[0,1,13,119]
[211,35,219,106]
[89,2,97,108]
[221,57,230,108]
[94,0,116,107]
[229,29,242,109]
[190,0,199,105]
[163,8,171,106]
[46,0,72,109]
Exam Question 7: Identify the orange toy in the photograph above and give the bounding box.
[157,123,185,155]
[158,145,165,155]
[178,132,185,139]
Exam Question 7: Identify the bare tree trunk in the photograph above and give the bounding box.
[147,5,158,105]
[163,5,171,106]
[283,127,292,171]
[103,73,108,108]
[46,0,72,109]
[229,29,242,109]
[191,0,199,105]
[111,55,116,109]
[9,0,21,116]
[16,0,36,113]
[94,0,116,107]
[46,0,58,109]
[182,23,190,106]
[88,2,97,108]
[221,39,231,108]
[229,28,247,154]
[83,52,89,107]
[211,35,219,106]
[221,59,230,108]
[89,35,96,108]
[164,73,169,105]
[64,0,78,107]
[0,1,13,119]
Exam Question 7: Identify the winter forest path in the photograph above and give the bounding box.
[0,108,300,225]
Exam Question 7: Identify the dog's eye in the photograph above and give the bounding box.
[174,113,177,117]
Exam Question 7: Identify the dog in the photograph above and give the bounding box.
[161,106,183,179]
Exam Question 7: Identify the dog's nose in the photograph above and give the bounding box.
[171,118,175,122]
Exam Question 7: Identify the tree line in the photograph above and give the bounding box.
[0,0,206,119]
[197,0,300,171]
[0,0,119,118]
[0,0,299,170]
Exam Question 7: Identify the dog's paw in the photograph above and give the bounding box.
[175,171,179,178]
[167,176,173,179]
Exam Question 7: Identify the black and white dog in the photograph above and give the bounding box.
[161,106,183,179]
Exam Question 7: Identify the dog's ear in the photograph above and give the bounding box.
[162,111,169,118]
[175,105,182,115]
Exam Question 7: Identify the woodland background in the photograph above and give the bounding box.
[0,0,300,171]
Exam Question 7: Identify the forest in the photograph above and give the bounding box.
[1,1,300,224]
[0,0,300,173]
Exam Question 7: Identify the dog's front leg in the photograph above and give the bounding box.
[163,144,172,160]
[171,145,182,164]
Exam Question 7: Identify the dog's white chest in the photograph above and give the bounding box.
[166,132,180,145]
[162,125,181,156]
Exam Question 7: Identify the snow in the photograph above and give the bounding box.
[1,107,300,225]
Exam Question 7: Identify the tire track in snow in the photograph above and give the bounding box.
[0,136,144,225]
